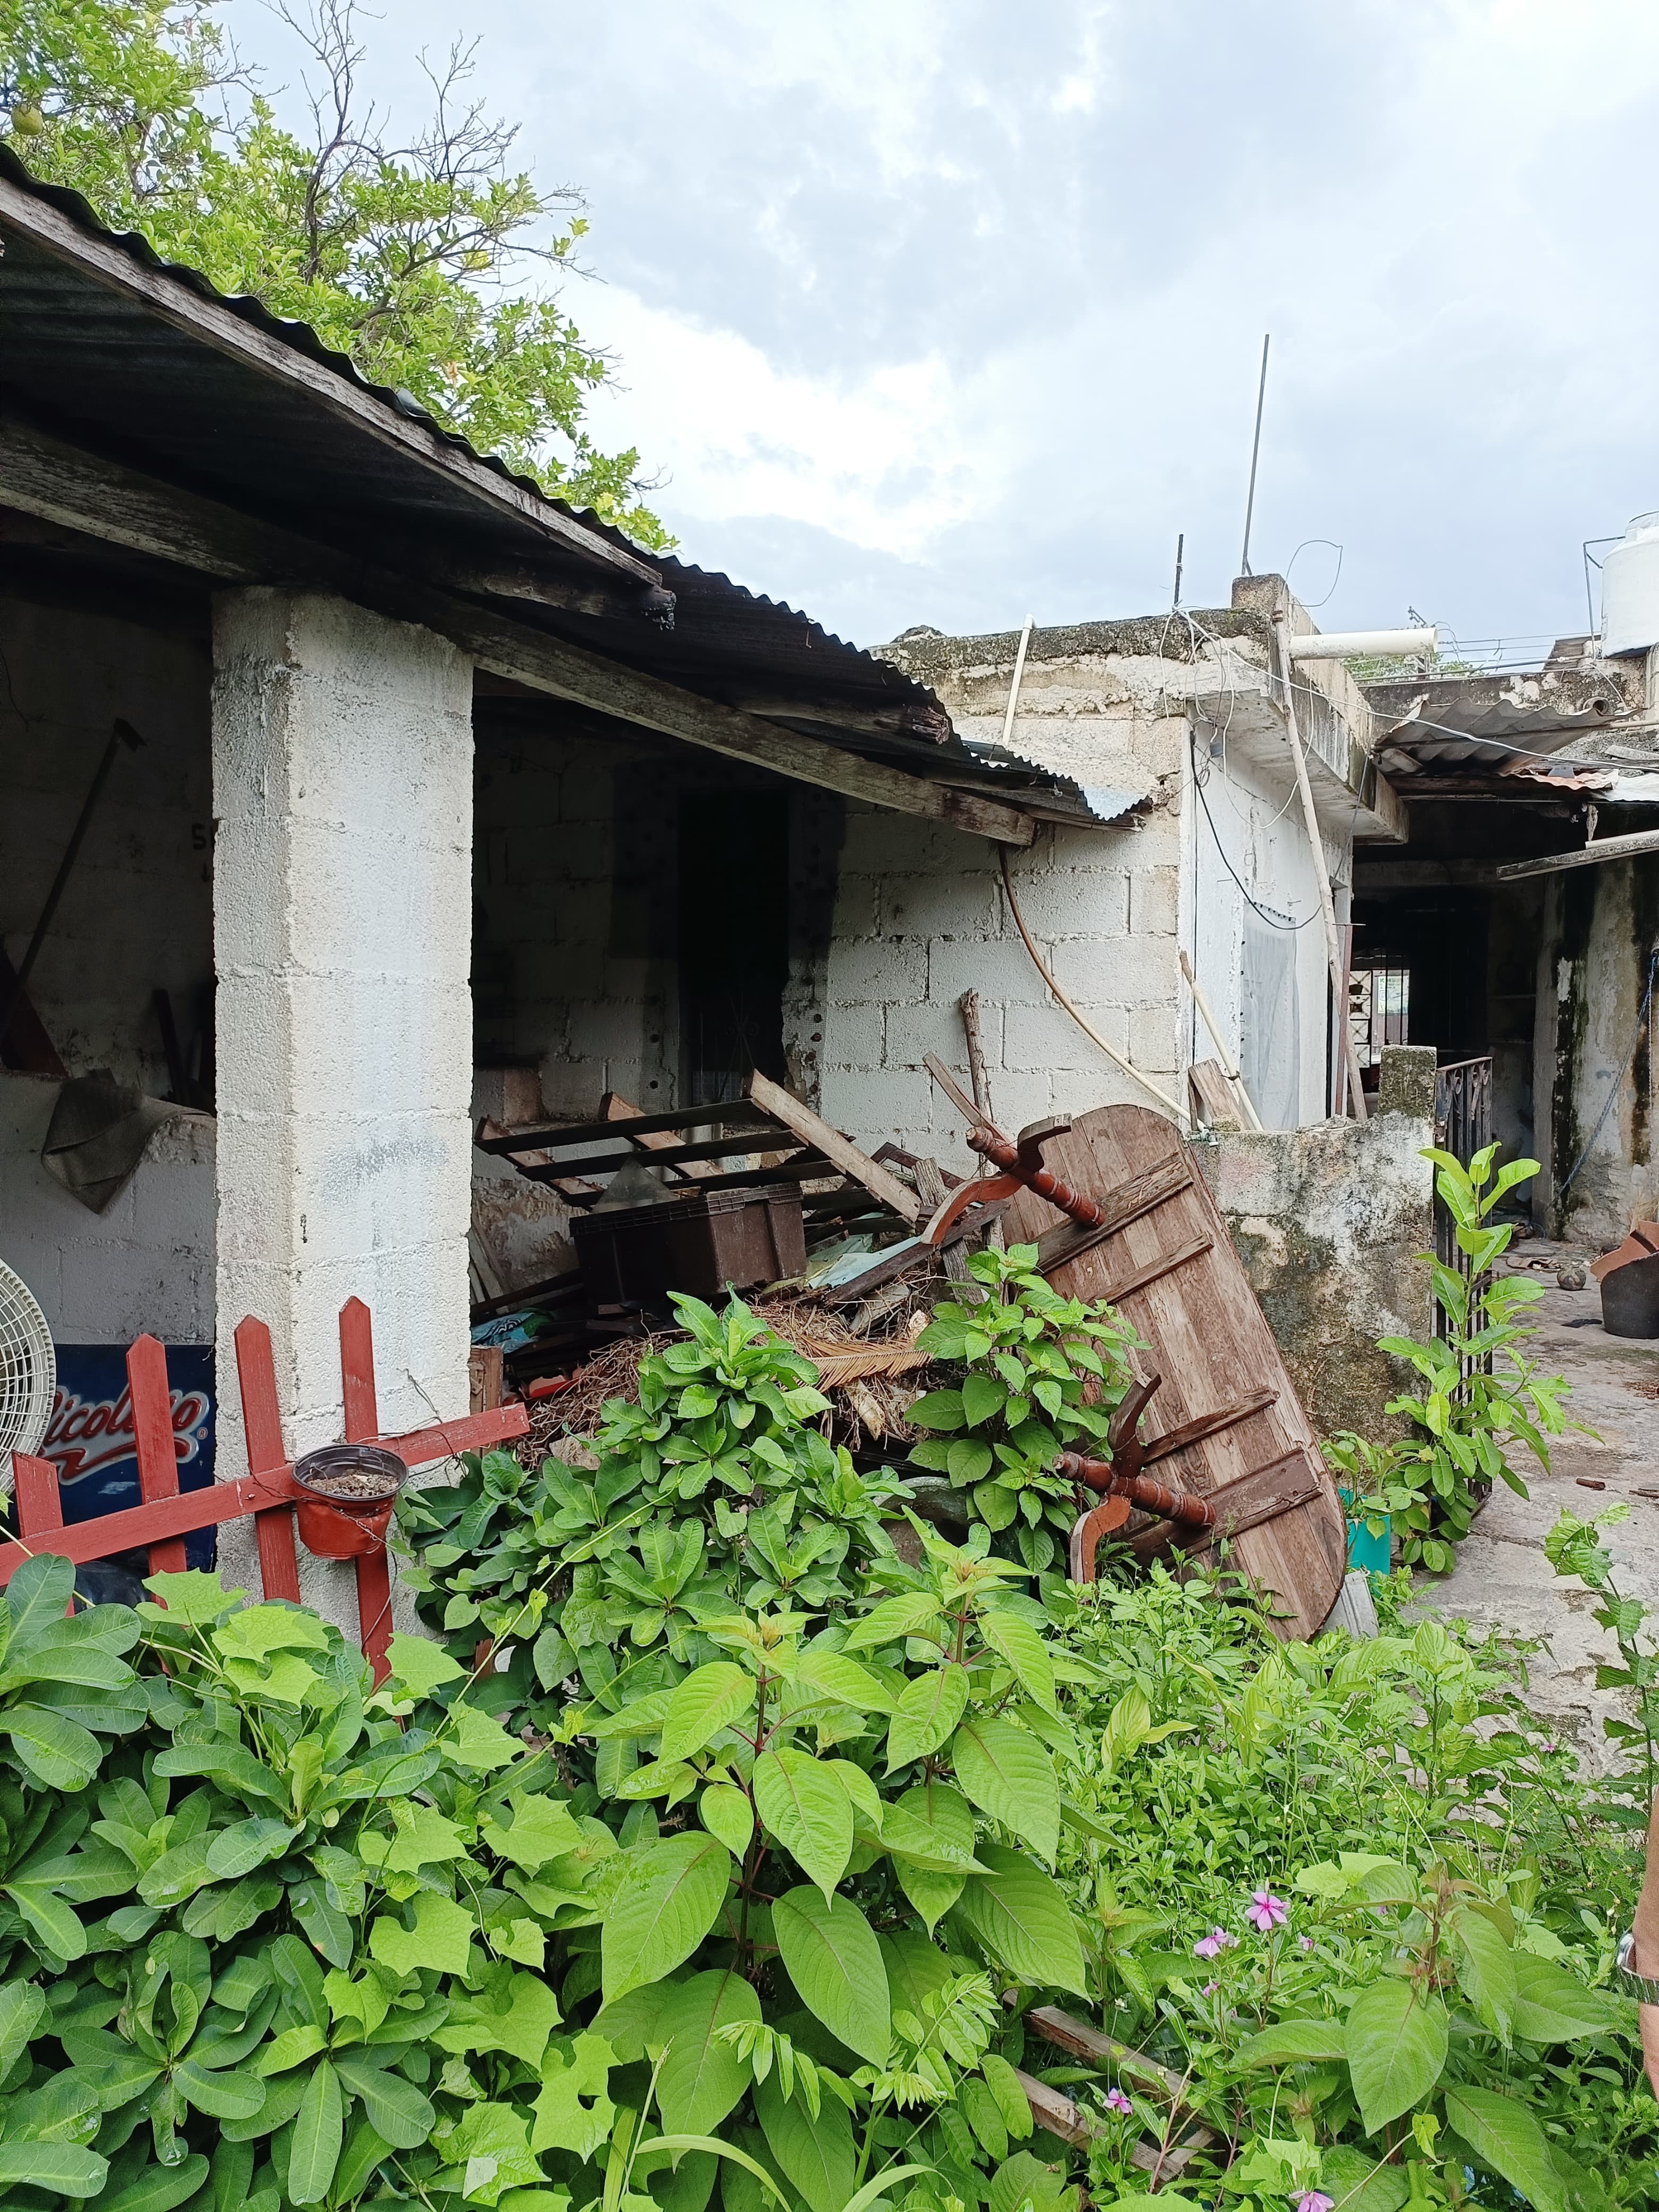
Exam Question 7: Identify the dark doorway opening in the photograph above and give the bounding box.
[677,790,790,1105]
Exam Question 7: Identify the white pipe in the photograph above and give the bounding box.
[1274,615,1368,1122]
[1289,627,1437,661]
[1001,615,1034,745]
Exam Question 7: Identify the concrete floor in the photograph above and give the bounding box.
[1420,1238,1659,1765]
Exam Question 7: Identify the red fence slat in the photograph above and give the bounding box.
[128,1334,186,1578]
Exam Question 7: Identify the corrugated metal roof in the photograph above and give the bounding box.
[0,146,1109,824]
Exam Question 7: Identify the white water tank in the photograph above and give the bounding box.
[1601,512,1659,655]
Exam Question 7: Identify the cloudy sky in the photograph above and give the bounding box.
[237,1,1659,655]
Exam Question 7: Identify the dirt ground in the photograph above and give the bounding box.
[1421,1237,1659,1765]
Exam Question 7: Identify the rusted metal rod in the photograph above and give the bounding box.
[967,1126,1105,1228]
[1057,1449,1216,1528]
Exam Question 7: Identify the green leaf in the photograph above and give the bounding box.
[906,1390,965,1433]
[1236,2018,1348,2066]
[1344,1981,1448,2133]
[753,2062,855,2212]
[532,2032,615,2159]
[0,1981,45,2079]
[6,1553,77,1641]
[175,2062,266,2119]
[843,1592,945,1652]
[753,1748,853,1899]
[978,1612,1056,1714]
[332,2054,437,2149]
[4,1876,86,1960]
[659,1664,756,1763]
[1318,2148,1409,2212]
[961,1373,1009,1427]
[1453,1907,1518,2041]
[369,1889,476,1978]
[700,1783,754,1858]
[1443,2086,1567,2212]
[656,1969,761,2135]
[1511,1954,1623,2043]
[772,1885,891,2063]
[953,1844,1086,1993]
[386,1632,466,1698]
[0,2144,107,2198]
[3,1703,103,1791]
[951,1715,1059,1863]
[288,2057,345,2206]
[948,1439,994,1485]
[791,1651,897,1716]
[437,1970,563,2069]
[484,1794,585,1870]
[444,1699,522,1771]
[885,1664,969,1771]
[639,2137,788,2212]
[601,1833,733,2005]
[205,1818,296,1880]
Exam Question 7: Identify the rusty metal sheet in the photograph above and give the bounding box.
[1000,1103,1348,1640]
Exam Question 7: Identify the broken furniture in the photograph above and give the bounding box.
[922,1078,1348,1639]
[4,1299,527,1679]
[475,1072,929,1364]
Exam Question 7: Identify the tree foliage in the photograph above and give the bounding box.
[0,0,671,546]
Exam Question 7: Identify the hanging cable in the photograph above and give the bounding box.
[1187,724,1319,932]
[1559,946,1659,1197]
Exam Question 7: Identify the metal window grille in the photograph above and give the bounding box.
[1348,965,1411,1069]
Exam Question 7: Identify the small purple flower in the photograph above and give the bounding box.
[1192,1924,1237,1959]
[1541,1738,1557,1754]
[1201,1979,1219,1997]
[1299,1934,1314,1953]
[1294,2194,1334,2212]
[1247,1888,1289,1932]
[1102,2087,1133,2116]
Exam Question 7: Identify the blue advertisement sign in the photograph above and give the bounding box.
[40,1344,217,1573]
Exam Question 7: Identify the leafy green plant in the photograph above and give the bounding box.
[1545,1503,1659,1814]
[906,1246,1138,1575]
[397,1294,913,1754]
[1353,1147,1574,1572]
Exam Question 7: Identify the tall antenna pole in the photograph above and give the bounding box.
[1171,531,1185,609]
[1239,333,1270,577]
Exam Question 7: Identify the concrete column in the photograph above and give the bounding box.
[211,590,473,1628]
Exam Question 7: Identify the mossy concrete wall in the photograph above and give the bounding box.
[1197,1046,1437,1444]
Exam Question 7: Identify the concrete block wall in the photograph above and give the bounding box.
[0,1071,214,1343]
[213,590,474,1630]
[819,805,1184,1170]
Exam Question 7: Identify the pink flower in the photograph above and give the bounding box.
[1201,1980,1219,1997]
[1246,1888,1289,1932]
[1295,2194,1334,2212]
[1193,1925,1237,1959]
[1298,1935,1314,1953]
[1102,2087,1133,2116]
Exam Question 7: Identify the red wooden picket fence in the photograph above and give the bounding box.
[3,1298,528,1680]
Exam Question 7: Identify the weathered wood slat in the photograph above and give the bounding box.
[1138,1387,1278,1468]
[1094,1231,1213,1305]
[750,1073,922,1225]
[1034,1151,1193,1268]
[1004,1105,1347,1639]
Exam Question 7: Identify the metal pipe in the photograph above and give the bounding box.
[1493,826,1659,880]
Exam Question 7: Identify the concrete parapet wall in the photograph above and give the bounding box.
[1200,1046,1437,1443]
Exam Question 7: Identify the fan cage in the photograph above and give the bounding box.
[0,1259,56,1465]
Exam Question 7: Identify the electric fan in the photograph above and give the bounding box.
[0,1259,55,1470]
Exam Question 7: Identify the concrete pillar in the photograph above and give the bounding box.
[211,590,473,1628]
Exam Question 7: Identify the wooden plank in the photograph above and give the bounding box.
[605,1092,722,1179]
[232,1317,303,1604]
[498,1129,793,1179]
[1014,2069,1095,2149]
[1139,1387,1277,1468]
[380,1403,529,1471]
[1095,1231,1212,1305]
[338,1299,391,1685]
[1026,2009,1188,2101]
[0,179,658,584]
[1006,1104,1347,1640]
[476,1103,770,1151]
[0,1467,304,1586]
[469,1346,505,1413]
[1188,1058,1242,1130]
[913,1159,969,1284]
[127,1334,186,1576]
[1035,1150,1193,1268]
[749,1073,922,1224]
[0,410,1036,846]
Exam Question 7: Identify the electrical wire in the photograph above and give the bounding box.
[1186,722,1318,933]
[1559,946,1659,1198]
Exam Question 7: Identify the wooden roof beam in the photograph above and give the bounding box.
[0,409,1034,844]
